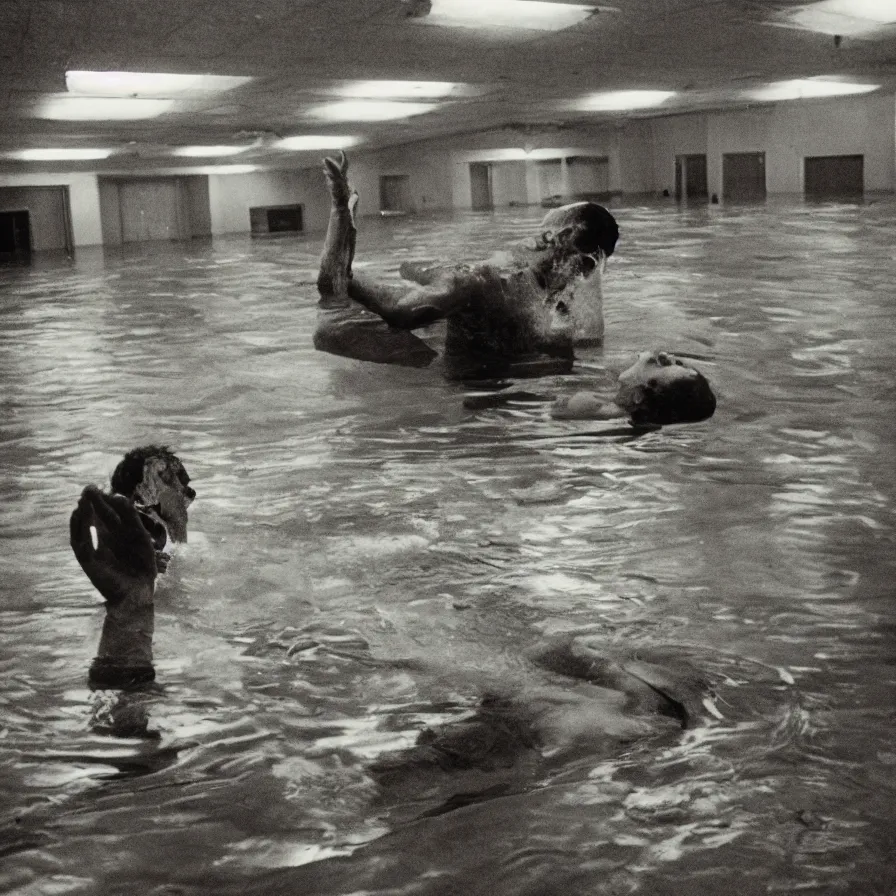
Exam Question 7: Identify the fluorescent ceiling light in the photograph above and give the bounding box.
[576,90,675,111]
[746,79,879,101]
[65,70,251,97]
[199,164,258,174]
[308,100,437,121]
[425,0,594,30]
[36,96,174,120]
[171,145,252,157]
[337,80,458,98]
[786,0,896,36]
[274,135,360,150]
[11,148,113,161]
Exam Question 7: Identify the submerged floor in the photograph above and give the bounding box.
[1,196,895,895]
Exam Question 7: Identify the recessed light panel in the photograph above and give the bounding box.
[308,100,437,121]
[786,0,896,36]
[746,79,879,101]
[576,90,675,111]
[275,135,360,150]
[337,80,458,98]
[171,145,252,157]
[36,97,175,120]
[65,71,251,97]
[11,148,113,160]
[198,164,258,174]
[425,0,594,31]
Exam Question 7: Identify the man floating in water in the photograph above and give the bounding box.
[313,152,620,380]
[550,350,716,424]
[465,350,717,427]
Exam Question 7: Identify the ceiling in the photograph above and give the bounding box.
[1,0,895,173]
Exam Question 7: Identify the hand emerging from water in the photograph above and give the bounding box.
[70,486,157,605]
[323,151,359,214]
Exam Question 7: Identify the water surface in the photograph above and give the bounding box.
[1,197,894,895]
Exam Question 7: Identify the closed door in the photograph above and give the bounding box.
[804,155,863,197]
[380,175,411,213]
[675,154,708,199]
[119,179,185,242]
[722,152,766,201]
[469,163,493,210]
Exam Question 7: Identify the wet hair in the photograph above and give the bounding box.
[110,444,180,498]
[540,202,620,259]
[629,371,717,426]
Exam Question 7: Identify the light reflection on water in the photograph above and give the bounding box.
[1,198,894,895]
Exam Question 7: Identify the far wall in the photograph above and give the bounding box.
[650,91,896,195]
[207,168,327,235]
[0,91,892,248]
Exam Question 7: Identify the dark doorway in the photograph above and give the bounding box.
[250,204,303,235]
[0,186,71,255]
[380,175,412,214]
[469,163,493,211]
[804,155,863,198]
[674,154,708,199]
[0,210,32,264]
[722,152,766,201]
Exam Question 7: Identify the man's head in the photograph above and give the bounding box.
[110,445,195,542]
[540,202,619,261]
[614,351,716,425]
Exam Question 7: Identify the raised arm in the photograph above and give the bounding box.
[317,152,358,307]
[314,153,452,366]
[316,152,482,329]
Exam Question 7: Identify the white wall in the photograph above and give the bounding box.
[440,122,658,206]
[0,173,102,246]
[651,91,896,196]
[361,145,455,213]
[207,168,332,235]
[616,120,659,195]
[490,160,529,206]
[648,115,710,193]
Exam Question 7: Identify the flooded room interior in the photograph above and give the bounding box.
[1,1,895,894]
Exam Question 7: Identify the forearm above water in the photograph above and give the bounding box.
[90,590,155,688]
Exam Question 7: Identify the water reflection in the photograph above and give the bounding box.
[1,198,894,895]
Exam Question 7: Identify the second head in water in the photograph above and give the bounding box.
[551,351,716,425]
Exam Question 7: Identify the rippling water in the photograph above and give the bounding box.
[1,197,894,895]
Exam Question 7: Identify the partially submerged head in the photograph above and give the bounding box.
[531,202,620,347]
[111,445,195,542]
[539,201,619,261]
[614,351,716,425]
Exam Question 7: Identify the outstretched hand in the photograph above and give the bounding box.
[323,151,354,208]
[70,486,157,604]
